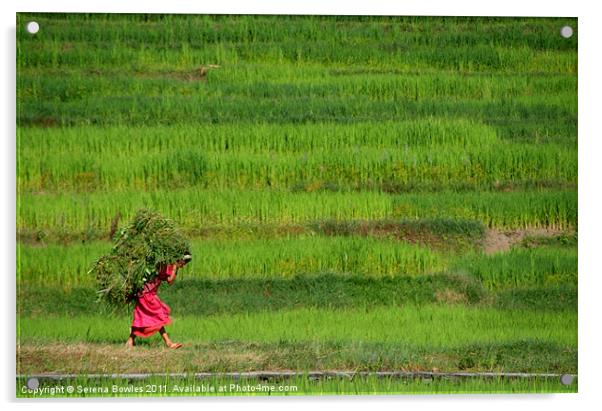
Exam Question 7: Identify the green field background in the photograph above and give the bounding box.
[16,14,577,395]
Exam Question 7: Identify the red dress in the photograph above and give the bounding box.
[131,264,175,337]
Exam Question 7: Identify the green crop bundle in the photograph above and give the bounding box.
[90,209,191,306]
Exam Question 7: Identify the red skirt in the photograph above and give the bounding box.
[131,288,172,337]
[131,265,175,337]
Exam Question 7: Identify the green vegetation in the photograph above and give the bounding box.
[17,237,577,287]
[17,339,576,376]
[18,122,577,193]
[18,190,577,242]
[20,237,448,286]
[91,209,191,306]
[16,373,578,397]
[19,306,577,348]
[16,13,577,396]
[452,247,577,290]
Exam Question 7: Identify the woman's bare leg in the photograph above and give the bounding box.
[125,331,136,347]
[159,327,182,349]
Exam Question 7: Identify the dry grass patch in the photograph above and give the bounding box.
[17,343,267,374]
[435,289,469,305]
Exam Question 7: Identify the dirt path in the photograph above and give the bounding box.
[483,228,566,254]
[17,342,576,377]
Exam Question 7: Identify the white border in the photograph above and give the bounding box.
[3,1,601,410]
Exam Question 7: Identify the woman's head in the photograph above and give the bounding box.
[176,254,192,268]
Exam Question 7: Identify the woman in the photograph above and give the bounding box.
[125,255,191,349]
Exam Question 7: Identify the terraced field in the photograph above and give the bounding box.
[16,13,577,396]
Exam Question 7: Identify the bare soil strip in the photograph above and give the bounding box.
[484,228,568,254]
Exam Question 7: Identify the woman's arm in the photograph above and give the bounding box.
[166,264,178,285]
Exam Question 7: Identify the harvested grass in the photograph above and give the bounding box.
[90,209,190,306]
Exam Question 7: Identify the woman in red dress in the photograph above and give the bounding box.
[125,256,190,349]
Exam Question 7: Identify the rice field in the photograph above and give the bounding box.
[19,306,578,347]
[18,189,577,242]
[18,238,577,287]
[16,13,577,396]
[17,374,578,397]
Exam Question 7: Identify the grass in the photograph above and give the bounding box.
[17,15,577,70]
[16,373,578,397]
[18,93,577,128]
[18,72,577,112]
[18,190,577,241]
[17,339,576,376]
[17,14,577,197]
[451,247,578,290]
[18,305,577,348]
[19,237,448,286]
[17,305,577,379]
[18,273,489,317]
[17,128,577,192]
[494,286,577,312]
[18,279,577,318]
[18,236,576,287]
[15,13,578,395]
[520,232,578,248]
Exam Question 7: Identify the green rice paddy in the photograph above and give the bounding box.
[16,13,577,396]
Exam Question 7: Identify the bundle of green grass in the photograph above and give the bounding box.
[91,209,191,306]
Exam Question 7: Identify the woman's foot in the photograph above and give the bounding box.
[159,327,182,349]
[125,336,136,348]
[167,342,183,349]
